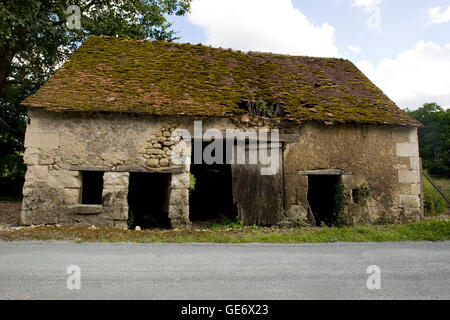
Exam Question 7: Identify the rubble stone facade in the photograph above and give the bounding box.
[283,124,422,225]
[21,109,423,228]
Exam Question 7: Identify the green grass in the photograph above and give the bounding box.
[1,220,449,243]
[424,176,448,216]
[208,217,244,230]
[428,174,450,200]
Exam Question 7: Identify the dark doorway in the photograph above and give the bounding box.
[307,175,341,226]
[189,139,237,224]
[189,164,237,223]
[127,172,171,229]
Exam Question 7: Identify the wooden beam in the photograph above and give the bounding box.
[115,165,185,174]
[298,169,352,175]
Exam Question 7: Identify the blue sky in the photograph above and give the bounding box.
[168,0,450,109]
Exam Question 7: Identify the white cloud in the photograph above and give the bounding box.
[188,0,339,57]
[428,6,450,24]
[352,0,382,32]
[348,45,361,54]
[357,41,450,108]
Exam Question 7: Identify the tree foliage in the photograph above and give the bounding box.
[0,0,190,198]
[406,103,450,176]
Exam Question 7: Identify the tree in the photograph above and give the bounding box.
[0,0,191,198]
[406,103,450,176]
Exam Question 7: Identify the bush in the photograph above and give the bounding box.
[209,216,243,230]
[423,177,447,216]
[0,154,25,200]
[330,182,349,227]
[188,172,196,193]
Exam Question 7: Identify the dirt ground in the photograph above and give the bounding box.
[0,200,448,229]
[0,201,22,226]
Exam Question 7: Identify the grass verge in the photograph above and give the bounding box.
[0,220,449,243]
[429,174,450,200]
[424,175,449,216]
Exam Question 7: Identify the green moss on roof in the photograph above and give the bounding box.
[22,36,420,126]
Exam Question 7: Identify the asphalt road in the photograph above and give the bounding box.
[0,241,449,300]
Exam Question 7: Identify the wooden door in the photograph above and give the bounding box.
[231,144,283,225]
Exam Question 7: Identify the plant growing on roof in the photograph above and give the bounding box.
[243,98,281,118]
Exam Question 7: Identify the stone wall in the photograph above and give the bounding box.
[21,109,202,228]
[22,109,422,228]
[283,124,422,225]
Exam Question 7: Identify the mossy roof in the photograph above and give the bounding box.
[22,36,420,126]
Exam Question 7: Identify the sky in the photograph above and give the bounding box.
[168,0,450,110]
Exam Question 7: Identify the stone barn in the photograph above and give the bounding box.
[20,36,423,229]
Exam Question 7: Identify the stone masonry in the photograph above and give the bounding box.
[282,124,423,225]
[21,109,423,228]
[21,109,194,229]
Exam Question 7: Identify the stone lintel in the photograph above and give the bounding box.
[298,169,352,175]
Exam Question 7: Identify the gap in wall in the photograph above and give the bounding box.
[81,171,104,205]
[127,172,171,229]
[307,175,341,226]
[189,140,237,225]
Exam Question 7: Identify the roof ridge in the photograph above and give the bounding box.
[86,35,349,61]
